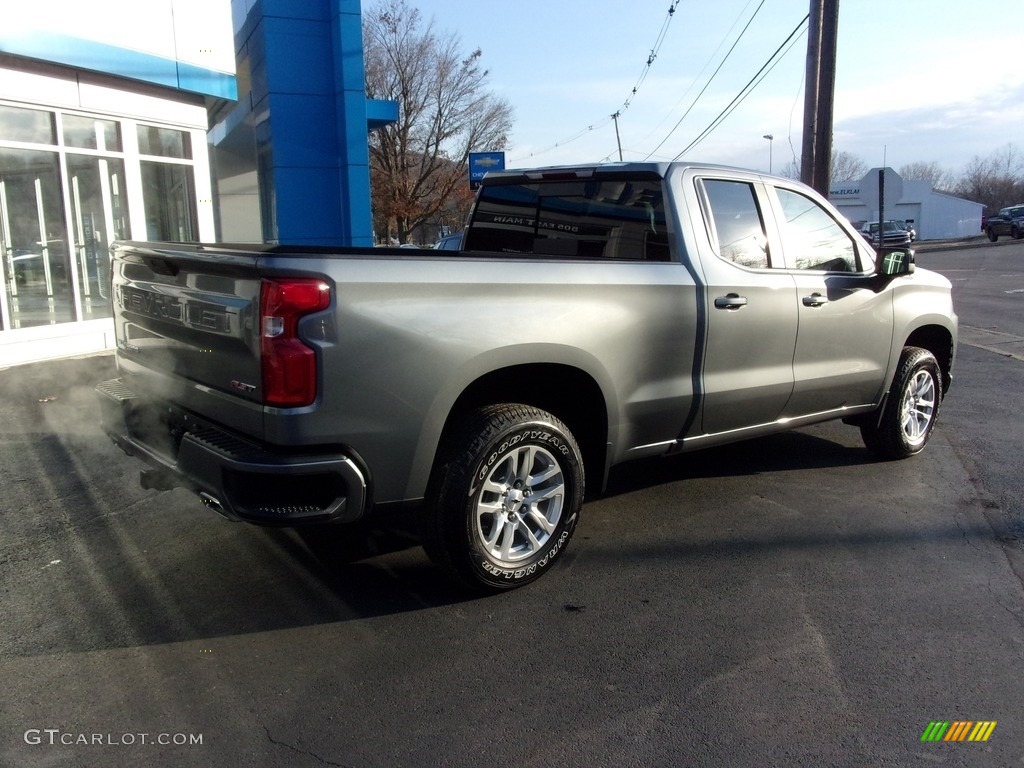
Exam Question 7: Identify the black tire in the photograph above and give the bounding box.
[1013,226,1022,240]
[421,404,584,591]
[861,347,942,460]
[987,228,998,242]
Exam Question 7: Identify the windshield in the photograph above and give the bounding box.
[868,221,904,233]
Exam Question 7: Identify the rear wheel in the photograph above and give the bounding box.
[421,404,584,591]
[1013,226,1022,240]
[861,347,941,460]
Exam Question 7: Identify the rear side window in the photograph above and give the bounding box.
[464,177,670,261]
[700,179,769,269]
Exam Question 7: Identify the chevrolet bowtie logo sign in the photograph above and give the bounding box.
[469,151,506,189]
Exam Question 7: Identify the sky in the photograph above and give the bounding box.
[13,0,1019,182]
[419,0,1023,179]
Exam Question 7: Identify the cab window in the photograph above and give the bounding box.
[775,187,860,272]
[465,177,671,261]
[700,179,769,269]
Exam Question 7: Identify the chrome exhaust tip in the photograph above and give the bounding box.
[198,492,232,519]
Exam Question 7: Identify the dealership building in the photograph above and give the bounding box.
[829,169,983,241]
[0,0,396,366]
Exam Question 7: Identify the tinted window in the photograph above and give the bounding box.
[775,187,858,272]
[465,177,670,261]
[701,179,768,269]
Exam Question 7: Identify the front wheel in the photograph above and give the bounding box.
[861,347,942,460]
[421,404,584,591]
[987,228,998,242]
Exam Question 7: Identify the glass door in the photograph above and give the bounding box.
[0,147,73,329]
[67,154,129,317]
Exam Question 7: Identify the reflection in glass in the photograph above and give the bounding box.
[702,179,769,269]
[137,125,191,159]
[0,105,56,145]
[68,155,130,318]
[63,115,122,152]
[141,161,197,241]
[0,148,72,328]
[776,188,858,272]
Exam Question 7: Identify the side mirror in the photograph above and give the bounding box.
[877,247,915,278]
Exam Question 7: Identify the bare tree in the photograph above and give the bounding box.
[778,150,866,186]
[953,144,1024,213]
[829,151,867,183]
[899,161,954,192]
[364,0,514,243]
[777,158,801,180]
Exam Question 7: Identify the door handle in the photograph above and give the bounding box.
[802,293,829,307]
[714,294,748,309]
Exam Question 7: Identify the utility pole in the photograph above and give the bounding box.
[612,111,623,162]
[800,0,839,196]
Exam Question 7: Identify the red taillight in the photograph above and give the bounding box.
[260,278,331,406]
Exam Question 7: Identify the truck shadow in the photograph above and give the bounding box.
[285,428,873,574]
[601,427,869,499]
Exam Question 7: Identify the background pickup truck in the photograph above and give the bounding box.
[97,162,957,591]
[985,204,1024,241]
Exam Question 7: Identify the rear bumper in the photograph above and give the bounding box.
[96,378,368,525]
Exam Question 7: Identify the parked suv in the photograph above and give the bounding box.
[985,205,1024,241]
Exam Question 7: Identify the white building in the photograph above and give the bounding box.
[829,169,983,241]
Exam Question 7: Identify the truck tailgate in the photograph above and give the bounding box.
[98,241,368,524]
[109,241,266,436]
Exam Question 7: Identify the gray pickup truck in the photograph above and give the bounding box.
[97,162,957,590]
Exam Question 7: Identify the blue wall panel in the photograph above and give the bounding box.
[274,167,346,243]
[267,93,339,168]
[240,0,393,246]
[260,16,335,95]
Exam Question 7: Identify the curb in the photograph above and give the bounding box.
[915,237,1014,254]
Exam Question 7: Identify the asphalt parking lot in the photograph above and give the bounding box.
[1,240,1023,767]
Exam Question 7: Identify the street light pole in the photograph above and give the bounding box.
[763,134,774,173]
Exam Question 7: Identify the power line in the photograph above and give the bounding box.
[636,0,761,147]
[621,1,682,113]
[644,0,769,161]
[511,2,682,163]
[672,14,810,161]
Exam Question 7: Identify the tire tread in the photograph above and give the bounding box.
[420,403,583,591]
[860,346,941,460]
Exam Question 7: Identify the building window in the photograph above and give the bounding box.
[0,104,55,145]
[0,105,203,331]
[63,115,122,152]
[141,161,197,241]
[137,124,192,159]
